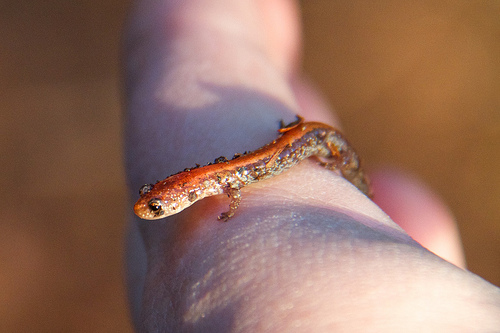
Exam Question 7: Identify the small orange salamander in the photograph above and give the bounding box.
[134,116,372,221]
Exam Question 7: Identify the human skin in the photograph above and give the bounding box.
[124,0,500,331]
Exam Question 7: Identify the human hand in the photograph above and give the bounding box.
[124,1,500,331]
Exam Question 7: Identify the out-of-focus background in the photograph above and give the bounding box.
[1,1,498,331]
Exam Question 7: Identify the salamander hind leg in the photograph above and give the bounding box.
[341,167,373,198]
[218,186,242,222]
[322,135,373,198]
[278,115,304,133]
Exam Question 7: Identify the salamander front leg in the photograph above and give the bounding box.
[218,186,242,221]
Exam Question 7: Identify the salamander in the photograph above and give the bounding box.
[134,116,372,221]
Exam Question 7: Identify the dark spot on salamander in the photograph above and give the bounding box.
[188,191,198,202]
[139,184,154,196]
[214,156,228,163]
[185,163,202,172]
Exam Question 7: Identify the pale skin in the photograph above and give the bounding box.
[124,1,500,331]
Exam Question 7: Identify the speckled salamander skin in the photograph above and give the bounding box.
[134,117,372,221]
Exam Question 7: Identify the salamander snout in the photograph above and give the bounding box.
[133,197,166,220]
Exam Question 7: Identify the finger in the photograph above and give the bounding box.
[124,0,308,195]
[370,168,466,268]
[125,0,301,80]
[123,0,307,327]
[255,0,302,74]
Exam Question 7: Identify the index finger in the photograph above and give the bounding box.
[124,0,312,189]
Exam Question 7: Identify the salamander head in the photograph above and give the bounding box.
[133,183,200,220]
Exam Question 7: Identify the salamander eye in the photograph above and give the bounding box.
[139,184,154,196]
[148,199,164,216]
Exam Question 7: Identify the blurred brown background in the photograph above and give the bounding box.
[1,0,498,331]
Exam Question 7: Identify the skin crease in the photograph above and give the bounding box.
[124,0,500,332]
